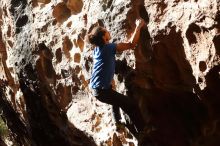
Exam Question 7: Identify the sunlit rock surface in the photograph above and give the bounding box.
[0,0,219,145]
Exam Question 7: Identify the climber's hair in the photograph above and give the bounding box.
[87,26,106,47]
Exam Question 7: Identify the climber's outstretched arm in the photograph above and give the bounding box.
[116,18,145,52]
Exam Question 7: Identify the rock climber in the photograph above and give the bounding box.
[88,18,146,134]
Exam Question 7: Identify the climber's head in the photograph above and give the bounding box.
[87,26,111,47]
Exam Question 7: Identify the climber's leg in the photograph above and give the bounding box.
[94,88,145,132]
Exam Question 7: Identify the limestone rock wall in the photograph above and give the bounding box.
[0,0,219,146]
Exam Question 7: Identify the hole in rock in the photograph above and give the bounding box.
[85,57,93,72]
[52,2,71,24]
[77,36,84,52]
[41,23,49,32]
[7,25,11,37]
[52,19,57,25]
[49,41,55,46]
[107,0,114,8]
[102,4,107,11]
[71,73,81,93]
[7,40,13,48]
[62,36,73,59]
[2,7,7,18]
[61,69,70,78]
[199,61,207,72]
[16,28,21,34]
[198,77,203,83]
[186,23,201,45]
[98,19,104,27]
[72,86,79,95]
[74,53,81,63]
[80,29,87,39]
[74,65,81,74]
[79,74,88,89]
[16,15,28,27]
[73,39,78,47]
[82,14,87,25]
[55,48,62,63]
[67,21,72,27]
[213,35,220,55]
[66,0,83,14]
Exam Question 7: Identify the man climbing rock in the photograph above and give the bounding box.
[88,18,146,135]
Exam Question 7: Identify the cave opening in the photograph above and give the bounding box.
[186,23,201,45]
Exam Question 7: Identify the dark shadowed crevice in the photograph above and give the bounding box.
[214,11,220,29]
[18,64,96,146]
[198,65,220,146]
[16,15,28,27]
[139,5,149,23]
[7,25,11,37]
[9,0,27,16]
[152,42,182,85]
[137,87,208,146]
[213,35,220,55]
[186,23,201,45]
[55,48,62,63]
[107,0,114,8]
[134,25,207,146]
[115,59,133,83]
[9,0,28,34]
[167,28,196,88]
[125,0,153,90]
[205,65,220,93]
[0,84,31,146]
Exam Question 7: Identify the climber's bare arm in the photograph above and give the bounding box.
[116,19,145,52]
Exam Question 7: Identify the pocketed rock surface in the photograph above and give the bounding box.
[0,0,219,146]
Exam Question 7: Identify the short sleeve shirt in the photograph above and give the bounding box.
[90,43,116,89]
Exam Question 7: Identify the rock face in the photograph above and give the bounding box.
[0,0,219,146]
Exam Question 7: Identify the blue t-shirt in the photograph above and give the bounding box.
[90,43,117,89]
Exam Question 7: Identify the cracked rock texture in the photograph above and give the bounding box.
[0,0,220,146]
